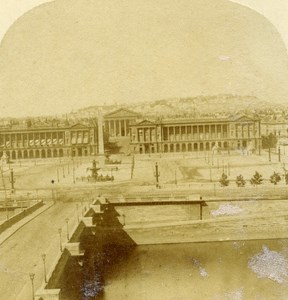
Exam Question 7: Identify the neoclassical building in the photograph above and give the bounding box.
[0,123,99,160]
[261,118,288,138]
[104,108,140,138]
[130,115,262,154]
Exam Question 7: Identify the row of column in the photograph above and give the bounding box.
[1,145,95,160]
[136,139,260,154]
[106,119,131,137]
[0,131,65,148]
[162,124,228,142]
[0,148,66,160]
[161,141,228,153]
[137,127,157,142]
[233,123,258,139]
[70,130,90,145]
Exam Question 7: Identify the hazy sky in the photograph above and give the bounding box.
[0,0,288,117]
[1,0,288,49]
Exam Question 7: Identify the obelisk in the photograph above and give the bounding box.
[97,109,104,155]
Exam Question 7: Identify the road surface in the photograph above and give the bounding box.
[0,201,80,300]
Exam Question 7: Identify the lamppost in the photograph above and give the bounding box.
[154,162,160,188]
[58,228,62,252]
[41,254,47,283]
[57,168,59,183]
[174,169,177,185]
[209,165,212,182]
[29,273,35,300]
[27,192,31,208]
[81,200,84,216]
[10,168,15,194]
[65,218,69,240]
[72,158,75,184]
[76,204,80,223]
[51,180,55,204]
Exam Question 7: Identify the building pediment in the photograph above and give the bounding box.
[136,120,156,126]
[104,108,139,119]
[231,115,256,123]
[70,123,89,129]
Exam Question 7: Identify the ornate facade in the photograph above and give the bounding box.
[130,116,262,154]
[0,123,98,160]
[104,108,140,138]
[261,118,288,138]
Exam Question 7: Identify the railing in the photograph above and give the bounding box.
[0,200,43,234]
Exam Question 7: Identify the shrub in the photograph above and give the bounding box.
[270,172,281,185]
[236,175,246,187]
[250,171,263,186]
[219,173,229,187]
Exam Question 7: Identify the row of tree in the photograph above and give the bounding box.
[219,171,287,187]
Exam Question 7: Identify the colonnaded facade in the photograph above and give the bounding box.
[130,115,262,154]
[0,123,99,160]
[104,108,140,138]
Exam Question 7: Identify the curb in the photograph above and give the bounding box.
[0,201,55,246]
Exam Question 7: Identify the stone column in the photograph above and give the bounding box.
[208,125,211,139]
[124,119,127,137]
[174,126,176,141]
[108,120,111,136]
[113,120,116,136]
[119,119,122,136]
[184,126,186,141]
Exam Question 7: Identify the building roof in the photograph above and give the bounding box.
[131,115,258,126]
[104,108,140,119]
[0,122,93,133]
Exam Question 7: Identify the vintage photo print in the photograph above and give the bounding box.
[1,0,288,299]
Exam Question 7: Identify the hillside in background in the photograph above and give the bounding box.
[69,94,287,120]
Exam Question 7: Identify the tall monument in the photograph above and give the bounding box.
[97,109,105,155]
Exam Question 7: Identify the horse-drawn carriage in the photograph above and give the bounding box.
[104,154,121,165]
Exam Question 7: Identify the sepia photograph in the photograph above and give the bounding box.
[1,0,288,299]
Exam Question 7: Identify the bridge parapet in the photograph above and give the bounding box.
[35,288,60,300]
[65,242,84,257]
[82,216,94,227]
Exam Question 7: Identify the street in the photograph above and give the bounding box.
[0,201,80,300]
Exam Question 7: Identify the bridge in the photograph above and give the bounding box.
[35,195,288,299]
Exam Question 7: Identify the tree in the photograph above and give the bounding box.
[104,142,121,154]
[285,173,288,185]
[250,171,263,186]
[270,172,281,185]
[236,175,246,187]
[261,133,277,149]
[219,173,229,187]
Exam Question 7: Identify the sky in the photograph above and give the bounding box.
[0,0,287,49]
[0,0,288,117]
